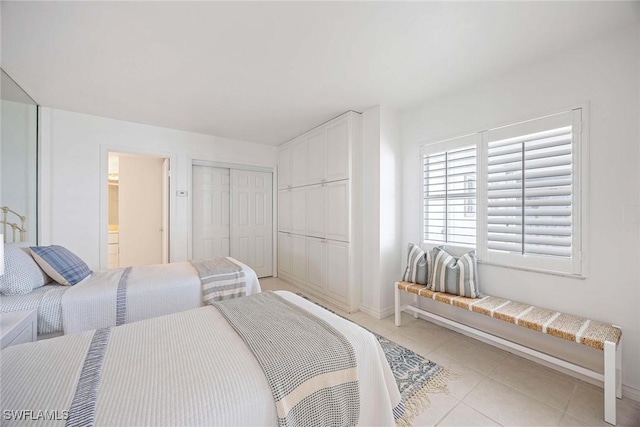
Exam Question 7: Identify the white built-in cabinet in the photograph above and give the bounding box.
[277,112,360,312]
[325,180,350,242]
[278,232,291,277]
[278,189,291,232]
[290,187,307,235]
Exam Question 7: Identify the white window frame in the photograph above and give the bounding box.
[421,133,481,251]
[420,106,588,278]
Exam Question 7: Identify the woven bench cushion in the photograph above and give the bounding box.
[397,281,621,350]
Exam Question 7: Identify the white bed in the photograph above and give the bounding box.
[0,257,260,336]
[0,291,401,426]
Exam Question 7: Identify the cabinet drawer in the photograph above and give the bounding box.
[108,244,119,255]
[108,233,119,244]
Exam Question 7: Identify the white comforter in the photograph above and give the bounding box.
[0,291,400,426]
[61,258,260,334]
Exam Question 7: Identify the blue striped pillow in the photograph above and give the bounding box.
[430,247,482,298]
[29,245,92,286]
[401,243,431,285]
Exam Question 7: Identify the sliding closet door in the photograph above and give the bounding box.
[192,166,231,260]
[230,169,273,278]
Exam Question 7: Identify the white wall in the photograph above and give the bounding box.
[40,108,277,269]
[401,25,640,395]
[379,106,403,316]
[360,107,381,314]
[360,106,403,318]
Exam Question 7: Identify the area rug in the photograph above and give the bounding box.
[295,293,453,425]
[374,332,452,426]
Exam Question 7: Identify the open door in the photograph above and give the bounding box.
[108,152,169,268]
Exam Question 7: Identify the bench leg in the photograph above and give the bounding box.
[616,340,622,399]
[413,294,419,318]
[604,340,617,425]
[394,284,401,327]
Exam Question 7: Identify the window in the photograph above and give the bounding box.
[422,109,583,276]
[423,134,477,246]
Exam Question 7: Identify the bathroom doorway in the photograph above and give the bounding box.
[107,152,170,268]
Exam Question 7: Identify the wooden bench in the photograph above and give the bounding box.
[394,281,623,425]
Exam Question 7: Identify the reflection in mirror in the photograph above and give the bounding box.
[1,69,38,244]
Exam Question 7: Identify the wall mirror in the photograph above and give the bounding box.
[1,69,38,244]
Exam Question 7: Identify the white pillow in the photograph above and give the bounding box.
[0,243,50,296]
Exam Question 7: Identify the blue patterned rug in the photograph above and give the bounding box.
[373,331,451,424]
[295,293,452,425]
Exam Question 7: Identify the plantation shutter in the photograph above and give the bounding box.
[423,135,477,246]
[486,111,575,258]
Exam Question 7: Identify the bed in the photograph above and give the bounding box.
[0,291,402,426]
[0,241,261,336]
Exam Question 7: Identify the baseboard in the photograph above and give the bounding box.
[623,384,640,403]
[359,303,395,320]
[358,303,378,318]
[379,305,395,320]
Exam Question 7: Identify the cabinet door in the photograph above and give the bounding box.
[278,146,292,189]
[290,187,307,235]
[290,234,307,285]
[326,117,350,182]
[326,240,349,300]
[278,189,291,233]
[291,138,309,187]
[325,181,350,242]
[278,233,291,278]
[306,237,326,291]
[307,128,327,185]
[306,184,325,238]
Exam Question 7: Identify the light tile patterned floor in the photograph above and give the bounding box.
[260,277,640,427]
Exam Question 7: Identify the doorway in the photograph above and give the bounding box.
[192,165,273,277]
[108,152,170,268]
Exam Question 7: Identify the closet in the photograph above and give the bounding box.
[277,111,361,312]
[192,165,273,278]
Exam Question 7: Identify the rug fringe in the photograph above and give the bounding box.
[396,368,459,426]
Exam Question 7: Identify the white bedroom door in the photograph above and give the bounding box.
[117,153,167,268]
[193,165,273,277]
[230,169,273,278]
[192,166,231,260]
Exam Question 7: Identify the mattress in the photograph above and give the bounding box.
[0,284,67,335]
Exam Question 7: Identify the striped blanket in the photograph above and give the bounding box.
[61,259,254,335]
[191,257,247,304]
[1,292,400,426]
[213,292,360,427]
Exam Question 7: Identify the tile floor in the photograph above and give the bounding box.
[260,277,640,427]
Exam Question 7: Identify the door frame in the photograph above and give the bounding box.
[99,145,176,270]
[189,159,276,277]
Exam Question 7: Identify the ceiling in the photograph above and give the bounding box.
[2,2,638,145]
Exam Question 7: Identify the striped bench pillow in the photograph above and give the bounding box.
[401,243,431,285]
[429,247,482,298]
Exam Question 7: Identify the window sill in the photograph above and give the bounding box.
[478,260,586,280]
